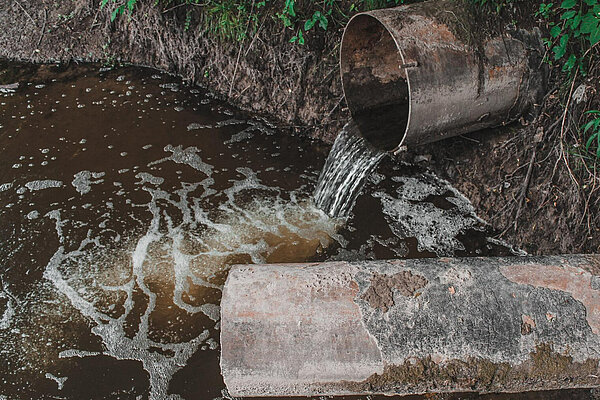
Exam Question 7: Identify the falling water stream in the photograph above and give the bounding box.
[313,122,386,218]
[0,61,588,400]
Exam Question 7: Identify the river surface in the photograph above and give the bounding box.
[0,62,593,400]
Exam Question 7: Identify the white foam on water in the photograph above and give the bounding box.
[135,172,164,186]
[149,145,213,176]
[44,373,67,390]
[215,118,245,128]
[26,210,39,219]
[223,120,272,144]
[159,83,179,92]
[25,180,63,191]
[0,284,16,330]
[72,171,105,195]
[25,151,339,400]
[374,172,484,256]
[187,123,212,131]
[0,183,13,192]
[58,349,102,358]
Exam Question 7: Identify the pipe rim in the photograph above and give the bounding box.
[340,11,412,153]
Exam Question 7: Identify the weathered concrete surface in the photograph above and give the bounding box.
[221,255,600,396]
[340,0,546,151]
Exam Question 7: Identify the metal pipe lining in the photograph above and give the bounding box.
[221,255,600,397]
[340,0,546,152]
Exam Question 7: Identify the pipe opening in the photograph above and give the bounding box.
[341,14,410,152]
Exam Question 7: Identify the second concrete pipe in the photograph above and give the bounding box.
[340,0,546,152]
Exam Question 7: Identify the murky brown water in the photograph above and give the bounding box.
[0,62,594,400]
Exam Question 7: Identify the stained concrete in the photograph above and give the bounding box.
[220,255,600,396]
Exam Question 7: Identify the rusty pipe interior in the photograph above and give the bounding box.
[340,14,410,152]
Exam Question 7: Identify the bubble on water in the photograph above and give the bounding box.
[187,122,212,131]
[149,145,212,176]
[159,83,179,92]
[0,284,15,330]
[223,124,264,144]
[23,158,340,399]
[135,173,164,186]
[206,337,218,350]
[44,373,67,390]
[12,164,21,169]
[26,210,39,220]
[72,171,105,195]
[215,118,245,128]
[25,180,63,191]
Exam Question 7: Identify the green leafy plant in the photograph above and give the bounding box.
[538,0,600,73]
[290,29,305,44]
[203,0,259,41]
[583,110,600,158]
[101,0,138,22]
[277,0,297,27]
[100,0,416,45]
[284,0,408,45]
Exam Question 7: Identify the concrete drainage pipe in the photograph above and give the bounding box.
[340,0,546,152]
[221,255,600,396]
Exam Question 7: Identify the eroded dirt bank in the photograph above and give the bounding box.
[1,0,599,256]
[0,0,348,140]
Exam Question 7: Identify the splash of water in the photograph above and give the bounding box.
[37,162,339,400]
[313,122,386,218]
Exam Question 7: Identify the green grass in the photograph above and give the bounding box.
[100,0,419,44]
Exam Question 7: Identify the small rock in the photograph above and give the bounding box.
[534,126,544,143]
[0,83,18,93]
[414,154,432,164]
[572,84,587,104]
